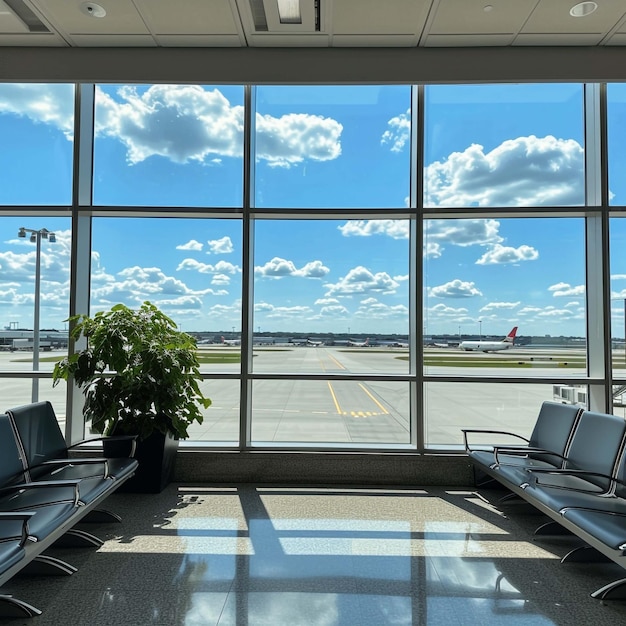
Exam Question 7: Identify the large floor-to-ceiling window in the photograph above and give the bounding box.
[0,79,619,451]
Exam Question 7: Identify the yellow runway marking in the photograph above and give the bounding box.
[327,381,343,414]
[358,383,390,414]
[326,353,346,369]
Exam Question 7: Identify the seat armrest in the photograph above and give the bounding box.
[461,429,529,452]
[0,511,36,545]
[0,480,82,506]
[67,435,137,458]
[493,446,564,466]
[521,467,615,492]
[32,458,111,479]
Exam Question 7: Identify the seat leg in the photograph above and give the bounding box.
[53,528,104,548]
[534,521,573,537]
[591,577,626,600]
[0,595,42,618]
[21,554,77,576]
[81,508,122,524]
[561,545,611,564]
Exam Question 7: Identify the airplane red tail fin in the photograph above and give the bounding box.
[504,327,518,343]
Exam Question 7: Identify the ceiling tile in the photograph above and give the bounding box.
[0,32,66,44]
[424,33,515,46]
[514,33,603,45]
[428,0,537,35]
[67,33,156,46]
[31,0,149,35]
[522,0,626,35]
[331,0,430,36]
[154,34,243,47]
[134,0,240,35]
[333,34,419,46]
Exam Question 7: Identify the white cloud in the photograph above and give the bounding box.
[425,219,503,249]
[207,236,234,254]
[256,112,343,168]
[381,109,410,152]
[427,303,470,318]
[324,266,400,296]
[424,242,442,259]
[176,240,203,251]
[480,301,521,311]
[429,279,482,299]
[338,220,409,240]
[253,303,314,320]
[425,135,584,207]
[255,257,329,279]
[94,85,342,168]
[315,304,351,317]
[92,265,228,304]
[176,258,241,275]
[293,260,331,279]
[314,297,340,305]
[548,282,585,297]
[0,84,74,139]
[475,244,539,265]
[355,298,408,319]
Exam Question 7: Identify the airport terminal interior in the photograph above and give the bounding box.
[4,0,626,623]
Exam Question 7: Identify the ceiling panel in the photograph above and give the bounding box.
[424,33,515,47]
[134,0,240,35]
[514,32,604,46]
[0,0,28,32]
[522,0,626,35]
[30,0,149,35]
[428,0,537,35]
[154,34,243,46]
[331,0,430,36]
[0,0,624,48]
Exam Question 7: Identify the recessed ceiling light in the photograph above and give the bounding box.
[483,5,494,12]
[80,2,106,18]
[569,2,598,18]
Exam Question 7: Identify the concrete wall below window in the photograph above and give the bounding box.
[174,451,474,486]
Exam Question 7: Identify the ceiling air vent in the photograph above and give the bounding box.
[249,0,320,32]
[3,0,50,32]
[249,0,269,32]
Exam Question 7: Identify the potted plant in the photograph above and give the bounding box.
[53,301,212,493]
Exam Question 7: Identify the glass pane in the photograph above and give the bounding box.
[0,217,71,374]
[424,382,568,448]
[0,83,74,205]
[253,219,410,373]
[183,379,239,444]
[91,217,242,373]
[610,217,626,381]
[424,84,584,208]
[424,217,586,377]
[0,378,67,421]
[607,83,626,207]
[93,84,244,207]
[254,86,411,208]
[251,380,410,445]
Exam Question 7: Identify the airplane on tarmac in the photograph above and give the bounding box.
[458,327,518,353]
[307,338,323,347]
[347,338,370,347]
[221,336,241,346]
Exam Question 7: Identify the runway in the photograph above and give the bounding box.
[0,345,620,448]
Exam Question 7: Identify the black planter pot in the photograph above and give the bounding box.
[104,430,178,493]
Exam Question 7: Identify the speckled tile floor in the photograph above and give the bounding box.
[2,484,626,625]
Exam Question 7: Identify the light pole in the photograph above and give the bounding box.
[479,320,482,340]
[19,227,56,402]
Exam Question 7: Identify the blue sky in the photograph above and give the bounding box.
[0,82,624,338]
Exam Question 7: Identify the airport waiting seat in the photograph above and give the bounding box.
[7,401,138,500]
[462,401,583,487]
[0,408,137,618]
